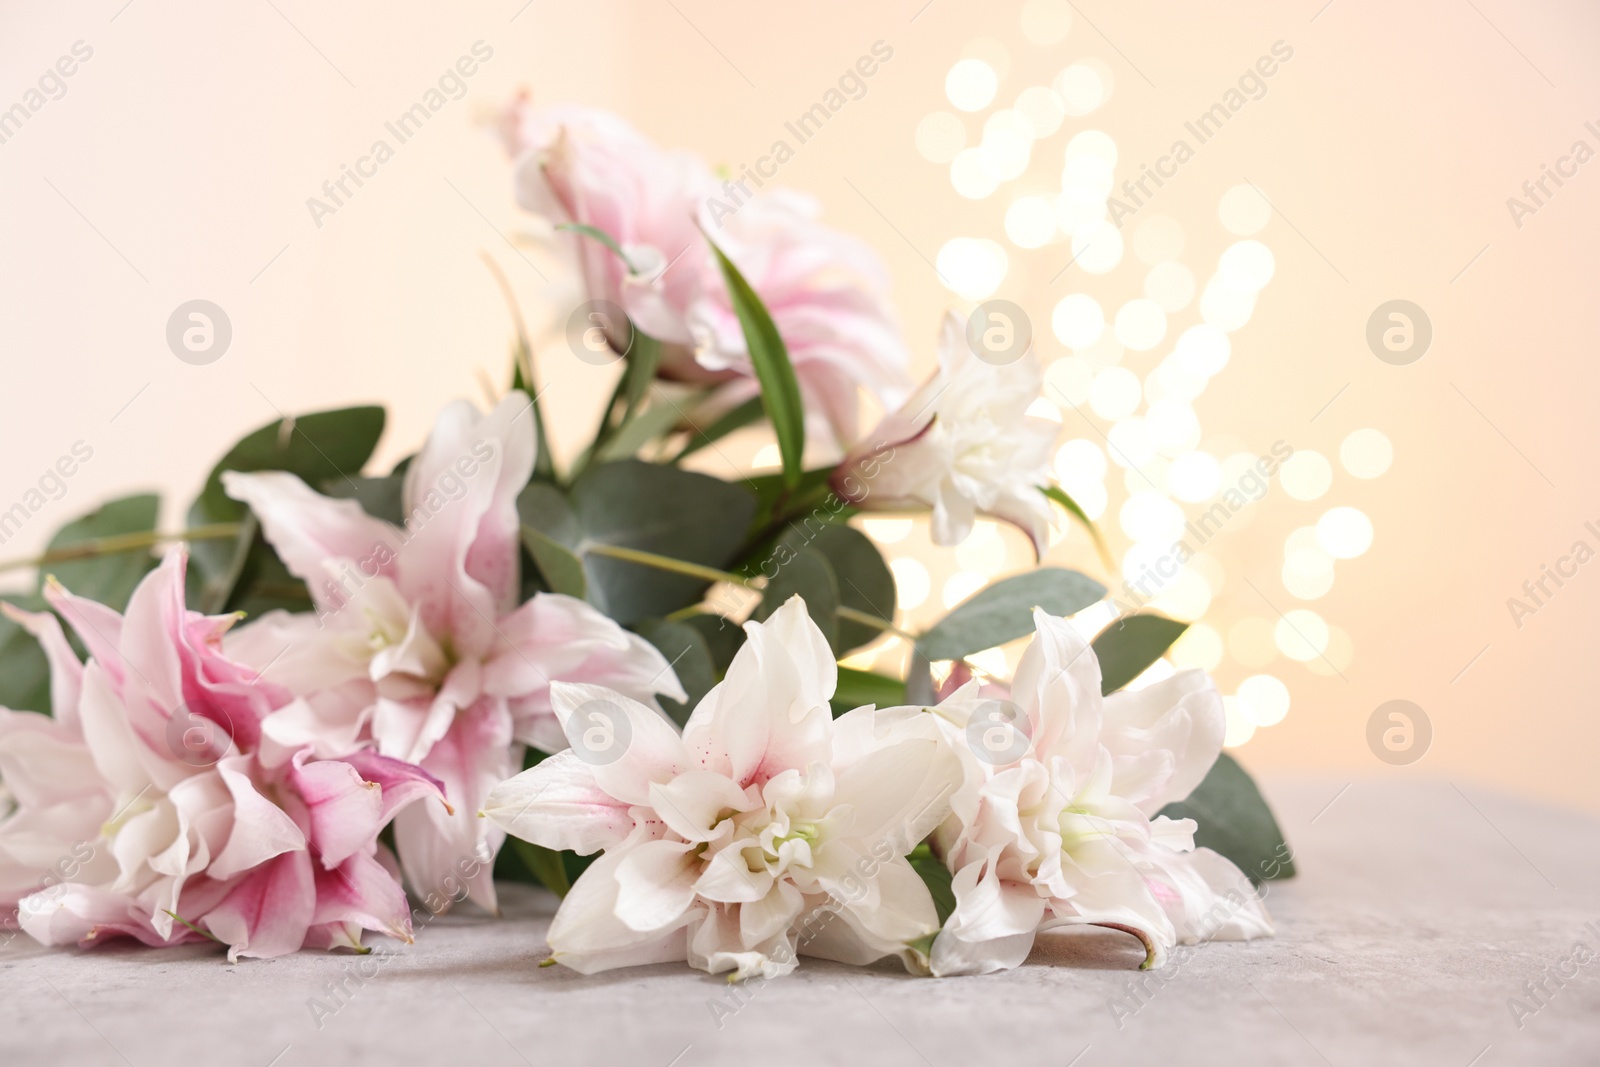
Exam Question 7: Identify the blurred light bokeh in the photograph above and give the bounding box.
[3,0,1598,811]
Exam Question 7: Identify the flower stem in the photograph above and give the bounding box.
[583,542,756,588]
[0,523,244,576]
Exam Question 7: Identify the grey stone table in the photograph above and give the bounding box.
[2,777,1597,1067]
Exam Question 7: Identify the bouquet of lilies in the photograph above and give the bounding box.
[0,103,1289,977]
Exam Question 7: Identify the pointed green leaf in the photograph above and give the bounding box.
[832,666,907,717]
[706,240,805,489]
[907,843,956,924]
[1041,484,1110,566]
[508,837,571,897]
[673,395,766,462]
[557,222,635,272]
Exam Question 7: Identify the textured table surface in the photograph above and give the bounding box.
[2,776,1597,1067]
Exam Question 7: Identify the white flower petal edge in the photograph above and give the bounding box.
[833,311,1057,555]
[923,607,1273,975]
[481,596,963,980]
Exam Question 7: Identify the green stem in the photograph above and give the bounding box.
[583,543,925,651]
[583,542,756,588]
[480,251,556,482]
[0,523,244,576]
[836,605,919,645]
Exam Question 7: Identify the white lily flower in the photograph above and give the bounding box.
[832,311,1057,555]
[919,608,1274,975]
[481,596,961,980]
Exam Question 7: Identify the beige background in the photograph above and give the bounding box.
[1,0,1597,812]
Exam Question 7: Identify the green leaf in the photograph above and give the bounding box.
[520,525,588,599]
[916,568,1107,662]
[673,395,766,462]
[682,612,746,676]
[907,843,956,924]
[189,407,385,613]
[706,240,805,489]
[519,460,756,625]
[0,594,54,714]
[767,523,894,655]
[557,222,635,272]
[595,397,684,463]
[632,618,717,726]
[1041,484,1111,566]
[323,473,405,526]
[746,466,840,532]
[755,546,838,650]
[1092,613,1189,695]
[508,837,571,897]
[620,332,662,422]
[39,493,160,612]
[832,666,907,717]
[1158,753,1294,886]
[510,342,556,483]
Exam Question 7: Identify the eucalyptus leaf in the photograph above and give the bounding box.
[518,460,755,625]
[520,525,587,599]
[1157,753,1295,886]
[1092,613,1189,695]
[707,240,805,489]
[188,407,385,613]
[766,523,893,653]
[632,617,717,726]
[916,568,1106,662]
[324,473,405,526]
[0,593,53,714]
[755,546,838,651]
[683,612,746,676]
[39,493,160,611]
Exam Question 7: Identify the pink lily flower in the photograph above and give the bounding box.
[0,550,445,959]
[504,101,910,446]
[221,392,685,913]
